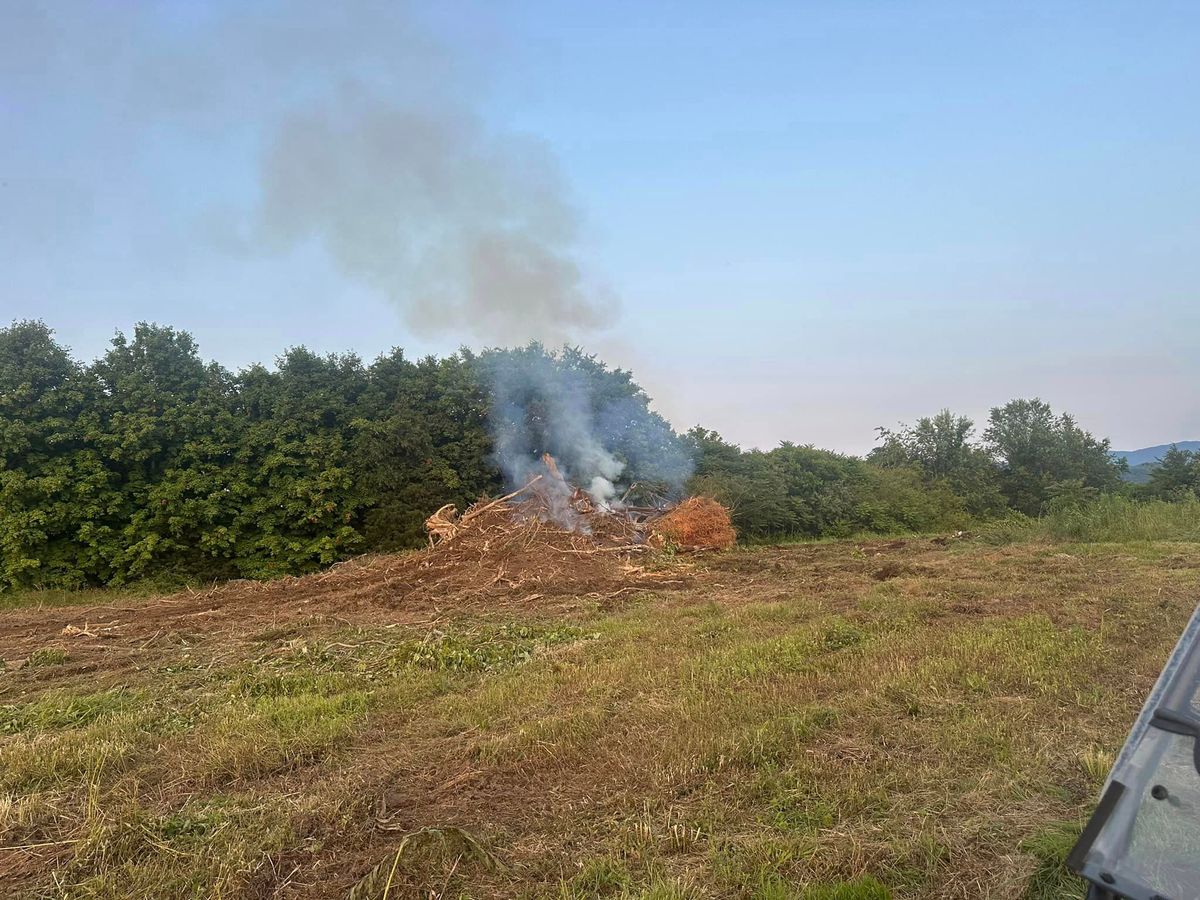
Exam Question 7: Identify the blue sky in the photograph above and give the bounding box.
[3,1,1198,453]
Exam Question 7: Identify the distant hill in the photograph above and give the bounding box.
[1111,442,1200,483]
[1122,462,1158,485]
[1111,442,1200,467]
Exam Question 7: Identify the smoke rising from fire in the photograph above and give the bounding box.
[485,350,625,513]
[214,7,671,510]
[4,2,679,502]
[212,7,645,496]
[480,348,694,525]
[255,90,612,346]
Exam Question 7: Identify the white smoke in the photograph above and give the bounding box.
[483,347,630,523]
[588,475,619,508]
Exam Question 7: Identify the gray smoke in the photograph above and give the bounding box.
[8,1,615,346]
[252,82,637,479]
[254,88,611,346]
[485,349,624,512]
[481,347,695,526]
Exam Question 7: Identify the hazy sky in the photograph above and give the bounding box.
[3,1,1198,454]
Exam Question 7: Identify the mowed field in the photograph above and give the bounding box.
[2,538,1198,899]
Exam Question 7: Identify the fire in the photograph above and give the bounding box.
[426,454,734,551]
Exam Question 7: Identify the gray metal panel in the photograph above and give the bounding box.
[1072,600,1200,899]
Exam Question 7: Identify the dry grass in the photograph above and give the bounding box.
[1,537,1196,898]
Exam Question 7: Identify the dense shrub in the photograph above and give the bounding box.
[686,432,967,539]
[0,320,1156,587]
[0,323,696,588]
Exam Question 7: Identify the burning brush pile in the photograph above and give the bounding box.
[121,326,731,618]
[181,457,732,618]
[410,454,734,602]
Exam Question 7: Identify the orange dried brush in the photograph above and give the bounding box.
[650,497,736,551]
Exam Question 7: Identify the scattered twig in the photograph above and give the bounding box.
[136,630,163,651]
[460,476,544,524]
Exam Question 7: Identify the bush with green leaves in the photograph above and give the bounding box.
[0,321,1155,587]
[0,323,703,588]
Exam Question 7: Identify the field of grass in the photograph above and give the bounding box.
[2,536,1198,899]
[978,495,1200,544]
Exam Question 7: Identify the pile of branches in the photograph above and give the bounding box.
[414,484,667,603]
[171,463,732,619]
[425,454,733,565]
[426,488,658,554]
[383,454,731,603]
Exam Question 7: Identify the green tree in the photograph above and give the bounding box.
[872,410,975,478]
[870,410,1004,516]
[1145,445,1199,500]
[687,433,967,539]
[353,349,498,550]
[768,443,866,536]
[8,321,1086,586]
[87,323,244,582]
[984,399,1124,515]
[231,348,370,577]
[0,321,114,587]
[856,465,969,534]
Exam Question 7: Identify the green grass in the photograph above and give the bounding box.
[1022,822,1086,900]
[979,495,1200,544]
[1,709,168,791]
[2,538,1196,898]
[801,877,892,900]
[0,639,550,895]
[0,687,146,733]
[190,691,370,781]
[56,795,296,900]
[0,577,193,612]
[25,647,70,667]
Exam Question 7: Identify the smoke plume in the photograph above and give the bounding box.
[15,1,618,346]
[228,7,664,510]
[481,347,694,525]
[5,2,678,507]
[255,89,611,346]
[486,349,624,510]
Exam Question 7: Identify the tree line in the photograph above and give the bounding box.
[1,320,1137,589]
[688,400,1127,540]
